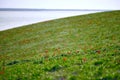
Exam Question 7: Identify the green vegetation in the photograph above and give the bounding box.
[0,10,120,80]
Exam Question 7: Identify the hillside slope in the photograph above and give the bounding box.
[0,10,120,80]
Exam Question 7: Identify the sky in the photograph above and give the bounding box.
[0,0,120,10]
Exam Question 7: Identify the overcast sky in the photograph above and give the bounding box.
[0,0,120,10]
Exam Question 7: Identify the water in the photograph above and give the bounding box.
[0,11,103,31]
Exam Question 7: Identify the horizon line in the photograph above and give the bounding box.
[0,8,113,11]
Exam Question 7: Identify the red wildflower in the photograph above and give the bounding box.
[44,50,49,58]
[82,58,87,62]
[45,50,48,53]
[96,50,101,54]
[0,71,4,75]
[63,57,67,61]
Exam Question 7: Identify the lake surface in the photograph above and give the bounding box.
[0,11,103,31]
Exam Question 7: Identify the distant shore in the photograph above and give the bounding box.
[0,8,111,11]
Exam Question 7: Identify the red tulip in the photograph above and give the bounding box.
[45,50,48,53]
[63,57,67,61]
[96,50,101,54]
[0,71,4,75]
[82,58,87,62]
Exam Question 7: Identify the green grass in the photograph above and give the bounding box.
[0,10,120,80]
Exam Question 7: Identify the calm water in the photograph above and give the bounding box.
[0,11,103,31]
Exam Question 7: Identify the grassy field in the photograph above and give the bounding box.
[0,10,120,80]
